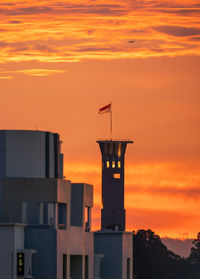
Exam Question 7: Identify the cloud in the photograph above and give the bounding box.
[161,8,200,16]
[127,1,200,14]
[4,6,53,16]
[33,44,57,53]
[126,185,200,200]
[131,29,147,34]
[150,47,165,53]
[0,75,13,79]
[17,69,65,76]
[0,41,9,47]
[0,68,65,77]
[11,47,30,52]
[0,1,200,63]
[153,25,200,37]
[127,207,200,231]
[0,2,15,6]
[191,36,200,41]
[9,20,22,24]
[77,47,119,52]
[0,3,126,16]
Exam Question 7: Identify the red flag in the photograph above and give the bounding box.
[98,103,111,114]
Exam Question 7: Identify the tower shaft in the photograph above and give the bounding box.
[97,140,133,231]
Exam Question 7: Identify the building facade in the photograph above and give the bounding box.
[0,130,133,279]
[0,130,94,279]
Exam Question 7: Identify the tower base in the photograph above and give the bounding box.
[94,231,133,279]
[101,209,126,231]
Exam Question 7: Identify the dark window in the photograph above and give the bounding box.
[85,256,88,279]
[63,254,67,279]
[58,203,67,229]
[43,203,48,224]
[85,207,91,232]
[26,202,40,224]
[127,258,130,279]
[109,143,113,154]
[70,255,82,279]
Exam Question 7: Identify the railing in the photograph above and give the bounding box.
[97,138,133,142]
[85,227,91,232]
[58,224,67,230]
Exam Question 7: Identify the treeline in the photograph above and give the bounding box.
[133,230,200,279]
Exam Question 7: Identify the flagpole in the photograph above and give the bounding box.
[110,102,112,141]
[98,103,112,140]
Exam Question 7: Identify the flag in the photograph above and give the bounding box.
[98,103,111,114]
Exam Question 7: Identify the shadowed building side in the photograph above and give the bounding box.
[97,140,133,231]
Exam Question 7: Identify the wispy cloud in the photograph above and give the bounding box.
[9,20,22,24]
[0,68,65,77]
[0,75,13,79]
[0,0,199,64]
[153,25,200,37]
[17,68,65,76]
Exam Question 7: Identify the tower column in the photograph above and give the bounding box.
[97,140,133,231]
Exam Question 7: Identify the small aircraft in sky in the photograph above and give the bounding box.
[128,40,135,43]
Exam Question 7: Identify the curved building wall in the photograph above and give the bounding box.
[0,130,63,179]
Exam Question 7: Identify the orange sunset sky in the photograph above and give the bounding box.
[0,0,200,239]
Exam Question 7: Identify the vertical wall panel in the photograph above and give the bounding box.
[54,134,59,178]
[5,131,46,178]
[0,131,6,179]
[45,132,50,178]
[49,133,54,178]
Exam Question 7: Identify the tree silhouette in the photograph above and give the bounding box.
[133,229,190,279]
[187,232,200,278]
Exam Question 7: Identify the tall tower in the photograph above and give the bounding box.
[97,140,133,231]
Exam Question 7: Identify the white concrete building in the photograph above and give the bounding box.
[0,130,134,279]
[0,130,94,279]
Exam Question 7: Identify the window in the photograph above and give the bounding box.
[24,202,56,226]
[85,207,88,227]
[70,255,82,279]
[63,255,67,279]
[85,207,91,232]
[104,143,108,154]
[48,203,55,226]
[114,173,120,179]
[118,161,121,168]
[109,143,113,154]
[112,161,115,168]
[118,143,122,158]
[26,202,40,224]
[58,203,67,229]
[106,161,110,168]
[127,258,130,279]
[85,256,89,279]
